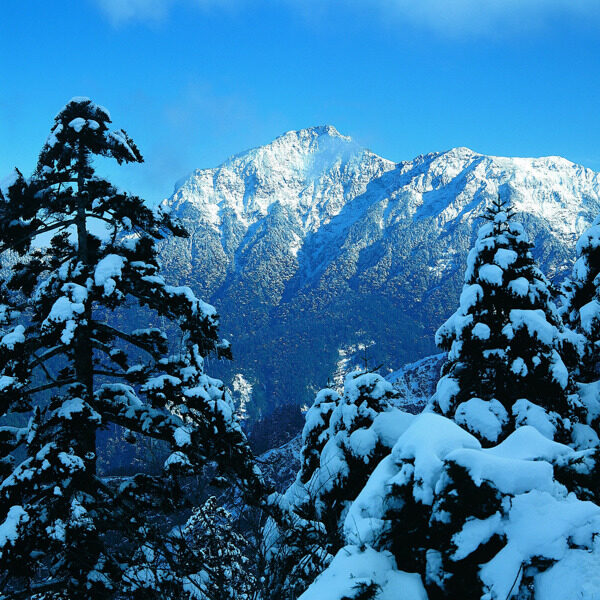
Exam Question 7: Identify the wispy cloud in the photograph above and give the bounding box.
[94,0,173,25]
[372,0,600,37]
[93,0,235,25]
[94,0,600,36]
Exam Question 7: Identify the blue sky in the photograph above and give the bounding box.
[1,0,599,204]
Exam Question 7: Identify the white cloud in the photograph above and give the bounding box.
[94,0,600,36]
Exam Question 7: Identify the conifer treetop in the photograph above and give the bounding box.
[432,195,580,446]
[0,98,265,599]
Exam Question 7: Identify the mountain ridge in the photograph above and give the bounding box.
[157,126,600,418]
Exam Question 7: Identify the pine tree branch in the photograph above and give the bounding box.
[92,370,128,378]
[30,350,59,384]
[0,219,76,253]
[93,322,161,360]
[27,346,68,374]
[1,578,67,600]
[24,379,76,396]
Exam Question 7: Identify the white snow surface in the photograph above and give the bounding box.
[166,135,600,244]
[94,254,126,296]
[454,398,508,443]
[298,546,427,600]
[512,399,558,439]
[510,309,556,345]
[162,131,600,306]
[390,413,481,505]
[1,325,25,350]
[335,415,600,600]
[0,505,29,550]
[478,264,504,286]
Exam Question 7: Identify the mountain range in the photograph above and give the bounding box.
[157,126,600,418]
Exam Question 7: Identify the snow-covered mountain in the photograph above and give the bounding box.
[158,126,600,415]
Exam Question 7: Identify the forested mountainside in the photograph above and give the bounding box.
[158,125,600,417]
[255,353,444,492]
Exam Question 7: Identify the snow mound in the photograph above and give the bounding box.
[298,545,427,600]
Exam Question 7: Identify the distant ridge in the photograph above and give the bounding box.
[158,126,600,417]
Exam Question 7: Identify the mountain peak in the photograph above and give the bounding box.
[264,124,357,156]
[281,124,350,141]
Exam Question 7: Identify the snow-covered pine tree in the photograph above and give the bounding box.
[176,496,256,600]
[264,371,410,600]
[563,215,600,382]
[561,217,600,462]
[310,372,400,541]
[432,196,578,445]
[0,98,264,599]
[262,388,340,600]
[297,388,340,486]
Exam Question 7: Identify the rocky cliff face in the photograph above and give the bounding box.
[158,126,600,416]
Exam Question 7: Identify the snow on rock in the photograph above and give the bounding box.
[158,132,600,415]
[298,546,427,600]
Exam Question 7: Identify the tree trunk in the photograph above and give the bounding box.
[74,142,96,470]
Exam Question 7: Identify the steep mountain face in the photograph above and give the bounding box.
[159,126,600,416]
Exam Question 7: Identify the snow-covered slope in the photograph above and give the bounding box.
[158,127,600,414]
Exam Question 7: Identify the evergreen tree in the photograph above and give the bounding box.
[265,371,409,600]
[563,214,600,383]
[0,98,264,599]
[297,388,340,486]
[562,215,600,438]
[307,371,399,541]
[175,496,256,600]
[432,196,578,445]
